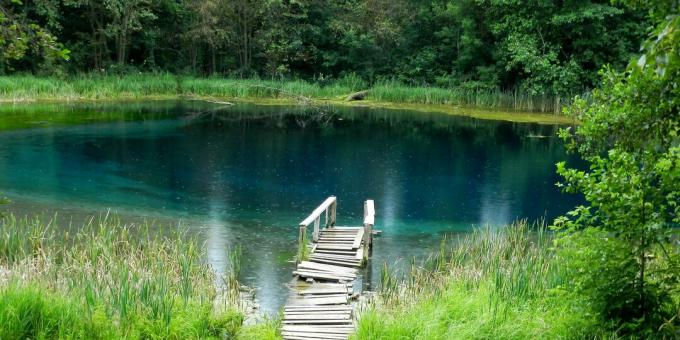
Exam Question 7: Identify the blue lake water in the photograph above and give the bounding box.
[0,101,580,312]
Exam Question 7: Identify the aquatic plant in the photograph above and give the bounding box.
[354,221,600,339]
[0,74,571,113]
[0,213,245,339]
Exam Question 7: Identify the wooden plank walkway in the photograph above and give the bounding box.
[282,197,375,340]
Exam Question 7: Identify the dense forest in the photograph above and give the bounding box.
[1,0,648,98]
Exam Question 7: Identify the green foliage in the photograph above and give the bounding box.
[0,0,70,74]
[553,1,680,335]
[1,0,648,99]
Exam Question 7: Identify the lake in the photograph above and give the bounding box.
[0,100,580,312]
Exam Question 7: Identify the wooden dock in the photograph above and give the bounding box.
[282,196,375,340]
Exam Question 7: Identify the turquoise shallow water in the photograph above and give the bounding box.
[0,101,580,312]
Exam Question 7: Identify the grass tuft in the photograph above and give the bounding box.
[0,213,247,339]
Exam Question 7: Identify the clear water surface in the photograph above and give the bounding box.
[0,100,580,312]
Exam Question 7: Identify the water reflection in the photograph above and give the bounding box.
[0,101,580,312]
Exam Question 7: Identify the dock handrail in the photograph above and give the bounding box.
[297,196,337,263]
[362,200,375,261]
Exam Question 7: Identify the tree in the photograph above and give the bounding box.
[103,0,155,66]
[554,0,679,335]
[483,0,646,96]
[223,0,263,73]
[0,0,69,73]
[183,0,227,74]
[63,0,110,70]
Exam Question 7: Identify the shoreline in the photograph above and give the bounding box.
[0,95,576,125]
[0,74,576,125]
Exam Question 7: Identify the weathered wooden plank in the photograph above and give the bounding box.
[284,314,351,320]
[282,331,348,340]
[313,252,358,257]
[298,289,349,295]
[314,247,357,252]
[294,272,355,282]
[355,248,364,261]
[284,306,352,311]
[284,311,351,316]
[317,244,352,251]
[309,255,360,263]
[282,330,351,337]
[296,268,356,278]
[311,252,359,258]
[298,261,358,274]
[283,335,345,340]
[283,335,341,340]
[284,308,352,313]
[282,325,354,333]
[298,287,349,295]
[286,295,348,305]
[308,258,361,268]
[309,255,360,262]
[300,197,337,227]
[283,319,353,324]
[296,294,349,300]
[309,254,359,261]
[352,228,364,249]
[315,245,355,251]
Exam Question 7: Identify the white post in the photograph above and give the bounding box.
[313,216,320,242]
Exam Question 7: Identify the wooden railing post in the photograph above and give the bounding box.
[330,199,337,226]
[313,216,320,242]
[297,224,306,264]
[298,196,337,262]
[362,200,375,263]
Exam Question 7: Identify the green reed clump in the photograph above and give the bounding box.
[369,79,568,113]
[0,213,244,339]
[0,74,569,113]
[354,221,599,339]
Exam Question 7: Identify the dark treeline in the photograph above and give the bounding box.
[1,0,647,97]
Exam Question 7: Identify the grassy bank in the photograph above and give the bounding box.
[0,213,278,339]
[0,75,574,124]
[354,222,604,339]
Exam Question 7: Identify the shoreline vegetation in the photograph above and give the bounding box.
[5,213,672,339]
[357,221,678,339]
[0,74,576,125]
[357,222,594,339]
[0,213,278,339]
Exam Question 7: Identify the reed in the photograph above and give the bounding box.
[0,213,245,339]
[0,74,571,113]
[354,221,599,339]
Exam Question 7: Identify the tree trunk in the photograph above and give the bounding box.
[117,33,126,65]
[211,46,216,75]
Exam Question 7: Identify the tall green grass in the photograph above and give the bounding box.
[0,74,570,113]
[0,213,246,339]
[354,221,603,339]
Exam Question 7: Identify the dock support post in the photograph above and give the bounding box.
[330,199,336,226]
[297,225,306,264]
[363,200,375,263]
[313,216,320,242]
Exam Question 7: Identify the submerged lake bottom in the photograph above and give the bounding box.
[0,100,580,312]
